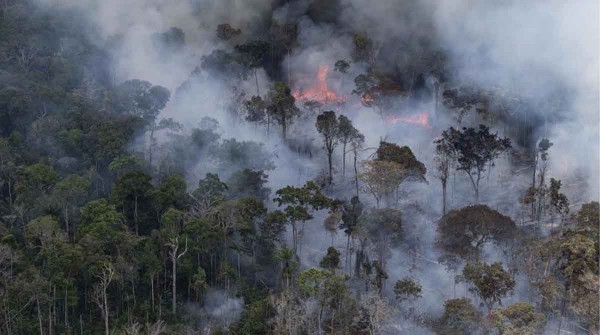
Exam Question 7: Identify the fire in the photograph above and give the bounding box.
[386,112,431,129]
[293,66,346,104]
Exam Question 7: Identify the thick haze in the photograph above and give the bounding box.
[30,0,599,332]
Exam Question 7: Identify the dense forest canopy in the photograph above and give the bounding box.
[0,0,598,334]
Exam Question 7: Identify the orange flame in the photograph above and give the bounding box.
[293,66,346,104]
[386,112,431,129]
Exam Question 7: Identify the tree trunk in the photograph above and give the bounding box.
[151,274,155,313]
[327,149,333,184]
[134,195,139,235]
[37,297,43,335]
[254,70,260,96]
[103,288,109,335]
[342,142,347,177]
[442,179,447,215]
[354,152,359,199]
[172,252,177,316]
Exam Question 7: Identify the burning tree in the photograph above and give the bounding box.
[439,125,511,203]
[353,71,404,117]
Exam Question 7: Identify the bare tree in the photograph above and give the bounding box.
[92,262,115,335]
[165,237,188,316]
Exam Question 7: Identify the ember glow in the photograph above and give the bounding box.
[386,112,431,129]
[293,66,346,104]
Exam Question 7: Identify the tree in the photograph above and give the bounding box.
[433,136,453,214]
[548,178,569,219]
[191,173,227,216]
[375,141,427,182]
[320,247,341,271]
[337,115,359,177]
[363,142,427,206]
[333,60,350,74]
[235,40,269,95]
[439,125,511,202]
[360,160,406,208]
[244,95,267,128]
[576,201,599,230]
[92,261,115,335]
[272,181,333,252]
[22,163,58,192]
[358,291,396,335]
[216,23,241,40]
[532,138,552,192]
[350,131,365,198]
[153,174,188,217]
[111,171,154,234]
[273,246,298,288]
[316,111,340,184]
[267,82,300,141]
[165,236,187,316]
[111,80,171,168]
[489,302,546,335]
[437,205,516,261]
[393,278,422,301]
[226,169,270,200]
[52,175,90,238]
[340,196,363,272]
[433,298,482,335]
[462,262,515,311]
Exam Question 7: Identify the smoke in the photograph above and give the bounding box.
[30,0,598,333]
[185,289,244,331]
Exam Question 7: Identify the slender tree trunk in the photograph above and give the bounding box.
[37,297,43,335]
[442,179,447,215]
[134,195,139,235]
[342,143,347,177]
[151,274,155,313]
[354,152,359,199]
[254,70,260,96]
[103,289,109,335]
[327,149,333,184]
[64,286,68,329]
[172,252,177,316]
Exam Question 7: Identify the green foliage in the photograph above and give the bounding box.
[433,298,482,335]
[437,205,516,261]
[226,169,270,200]
[393,277,422,301]
[462,262,515,310]
[439,125,511,201]
[319,246,341,271]
[267,82,300,140]
[375,141,427,181]
[489,302,546,335]
[576,201,599,230]
[22,163,58,192]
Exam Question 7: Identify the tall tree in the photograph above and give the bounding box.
[337,115,358,177]
[316,111,340,184]
[267,82,299,141]
[439,125,511,203]
[272,181,333,252]
[350,131,365,198]
[434,136,452,214]
[436,205,516,261]
[462,262,515,311]
[235,40,269,95]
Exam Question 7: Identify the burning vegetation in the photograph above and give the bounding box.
[386,111,432,129]
[292,65,347,104]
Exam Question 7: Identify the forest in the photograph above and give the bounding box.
[0,0,598,334]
